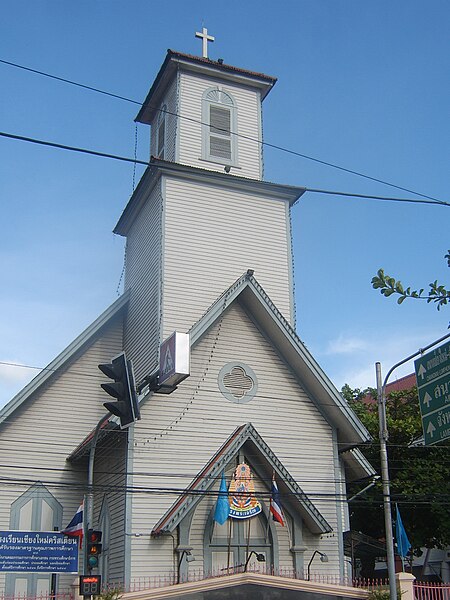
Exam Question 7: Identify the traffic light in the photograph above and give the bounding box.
[99,353,140,429]
[86,529,102,571]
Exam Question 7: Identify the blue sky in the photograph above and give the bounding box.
[1,0,449,408]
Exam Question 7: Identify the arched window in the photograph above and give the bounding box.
[6,483,63,597]
[156,105,167,158]
[202,88,238,166]
[203,509,277,576]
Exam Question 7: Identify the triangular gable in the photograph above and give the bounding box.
[0,290,130,426]
[151,422,332,537]
[187,271,371,451]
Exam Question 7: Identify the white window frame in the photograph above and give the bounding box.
[202,87,238,167]
[156,104,167,159]
[6,484,63,597]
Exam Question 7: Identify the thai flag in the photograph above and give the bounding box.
[270,474,285,526]
[61,502,84,546]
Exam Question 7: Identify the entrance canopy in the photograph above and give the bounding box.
[122,572,368,600]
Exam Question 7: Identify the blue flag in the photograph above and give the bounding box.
[213,472,230,525]
[395,505,411,558]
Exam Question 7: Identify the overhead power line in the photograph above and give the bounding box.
[0,58,141,106]
[1,131,448,207]
[0,57,442,203]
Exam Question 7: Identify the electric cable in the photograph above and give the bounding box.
[0,131,448,207]
[0,58,443,203]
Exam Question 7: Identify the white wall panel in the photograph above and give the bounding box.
[0,316,124,593]
[178,72,262,179]
[128,302,340,580]
[162,176,292,337]
[123,182,163,383]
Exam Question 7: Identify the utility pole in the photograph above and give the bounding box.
[376,362,397,600]
[376,330,450,599]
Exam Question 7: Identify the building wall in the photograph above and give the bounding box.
[161,175,293,338]
[149,74,179,163]
[93,430,128,586]
[0,315,124,594]
[123,180,163,384]
[127,301,340,582]
[177,71,262,179]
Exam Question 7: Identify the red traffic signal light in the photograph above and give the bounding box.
[87,529,102,570]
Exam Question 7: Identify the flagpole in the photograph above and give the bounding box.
[396,504,404,572]
[85,413,111,575]
[245,518,251,569]
[227,517,232,573]
[266,472,274,542]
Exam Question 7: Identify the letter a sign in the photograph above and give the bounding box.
[159,332,190,387]
[161,345,174,377]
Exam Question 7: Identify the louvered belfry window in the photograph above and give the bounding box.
[203,88,237,165]
[209,105,231,160]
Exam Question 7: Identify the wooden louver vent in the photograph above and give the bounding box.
[209,105,231,160]
[223,366,254,399]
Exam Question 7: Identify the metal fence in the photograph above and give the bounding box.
[414,581,450,600]
[0,594,73,600]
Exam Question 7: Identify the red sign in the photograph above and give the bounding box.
[79,575,102,596]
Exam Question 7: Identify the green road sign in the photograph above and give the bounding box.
[414,340,450,446]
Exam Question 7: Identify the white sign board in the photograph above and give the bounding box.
[159,332,190,387]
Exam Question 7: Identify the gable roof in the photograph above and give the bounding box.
[151,422,332,537]
[0,291,130,426]
[187,271,371,451]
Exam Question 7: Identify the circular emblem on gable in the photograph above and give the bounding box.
[218,362,258,404]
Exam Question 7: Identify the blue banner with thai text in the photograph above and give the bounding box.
[0,531,79,573]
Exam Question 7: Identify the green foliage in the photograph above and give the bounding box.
[346,385,450,553]
[94,588,122,600]
[367,588,402,600]
[371,250,450,309]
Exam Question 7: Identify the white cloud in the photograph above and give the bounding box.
[320,327,447,391]
[325,334,368,355]
[0,361,39,384]
[0,361,40,409]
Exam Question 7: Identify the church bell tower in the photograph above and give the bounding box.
[114,33,305,384]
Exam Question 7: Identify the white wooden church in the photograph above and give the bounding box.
[0,32,375,600]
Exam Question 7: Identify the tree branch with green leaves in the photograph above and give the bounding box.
[371,250,450,310]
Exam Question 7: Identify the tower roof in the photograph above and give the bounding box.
[136,49,277,124]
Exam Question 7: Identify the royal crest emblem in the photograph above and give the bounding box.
[228,463,262,519]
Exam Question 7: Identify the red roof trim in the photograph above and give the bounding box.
[167,50,277,83]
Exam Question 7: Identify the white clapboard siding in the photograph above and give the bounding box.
[93,431,128,585]
[149,75,178,163]
[123,182,163,383]
[0,316,123,590]
[178,71,262,179]
[161,176,292,337]
[128,301,340,579]
[0,316,123,494]
[188,477,293,575]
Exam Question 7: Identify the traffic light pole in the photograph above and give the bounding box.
[375,330,450,600]
[376,362,397,600]
[84,412,111,574]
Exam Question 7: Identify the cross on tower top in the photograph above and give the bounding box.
[195,27,215,59]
